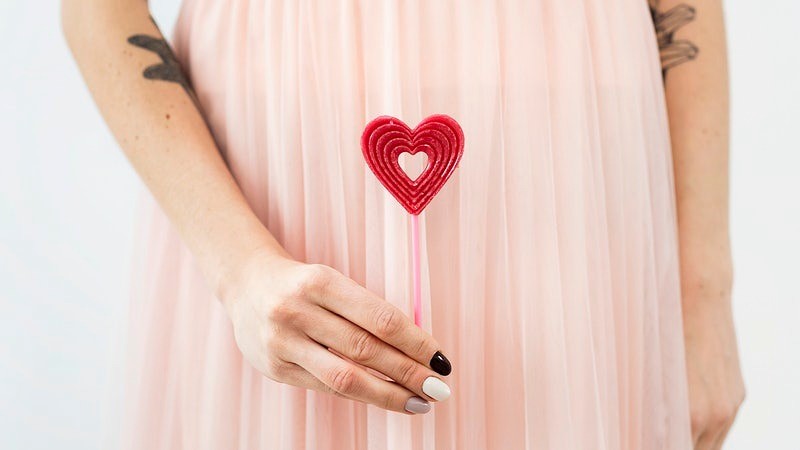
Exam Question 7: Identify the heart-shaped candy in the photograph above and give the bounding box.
[361,114,465,215]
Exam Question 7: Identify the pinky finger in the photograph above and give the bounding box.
[271,360,410,410]
[272,360,339,396]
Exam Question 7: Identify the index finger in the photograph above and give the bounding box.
[315,274,452,377]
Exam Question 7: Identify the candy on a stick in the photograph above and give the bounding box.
[361,114,465,326]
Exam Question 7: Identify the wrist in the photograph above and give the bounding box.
[678,231,733,300]
[680,258,734,311]
[214,242,294,312]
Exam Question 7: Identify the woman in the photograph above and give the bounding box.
[63,0,744,448]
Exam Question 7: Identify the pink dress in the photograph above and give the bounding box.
[123,0,692,448]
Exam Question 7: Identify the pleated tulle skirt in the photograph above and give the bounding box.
[121,0,692,448]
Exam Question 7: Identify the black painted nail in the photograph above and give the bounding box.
[430,351,452,376]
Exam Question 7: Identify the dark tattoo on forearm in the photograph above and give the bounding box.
[649,0,699,78]
[127,20,200,109]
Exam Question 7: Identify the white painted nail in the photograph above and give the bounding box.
[422,376,451,401]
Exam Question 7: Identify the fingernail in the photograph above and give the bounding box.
[422,376,451,401]
[404,396,432,414]
[429,351,451,376]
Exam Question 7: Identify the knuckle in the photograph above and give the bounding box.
[291,263,334,298]
[349,330,378,363]
[265,358,290,381]
[394,360,418,386]
[373,307,404,338]
[323,384,347,399]
[264,334,286,357]
[410,336,430,359]
[266,301,301,324]
[328,367,359,394]
[381,389,399,411]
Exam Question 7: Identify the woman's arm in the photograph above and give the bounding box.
[650,0,745,448]
[62,0,452,414]
[62,0,282,297]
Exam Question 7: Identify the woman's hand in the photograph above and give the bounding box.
[683,281,745,450]
[221,250,452,415]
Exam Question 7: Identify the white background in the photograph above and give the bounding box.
[0,1,797,449]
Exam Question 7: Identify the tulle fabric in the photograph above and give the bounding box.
[121,0,692,448]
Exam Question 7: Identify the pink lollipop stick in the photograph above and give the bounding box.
[411,213,422,326]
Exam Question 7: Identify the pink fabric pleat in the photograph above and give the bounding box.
[121,0,692,448]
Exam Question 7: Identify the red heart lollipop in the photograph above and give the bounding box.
[361,114,465,215]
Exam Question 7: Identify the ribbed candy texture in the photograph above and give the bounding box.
[361,114,465,215]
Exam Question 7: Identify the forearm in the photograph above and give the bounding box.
[62,0,289,300]
[653,0,732,303]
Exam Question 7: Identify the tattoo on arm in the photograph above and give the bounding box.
[127,19,200,109]
[649,0,699,78]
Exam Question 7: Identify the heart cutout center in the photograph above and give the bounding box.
[400,151,429,181]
